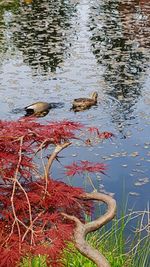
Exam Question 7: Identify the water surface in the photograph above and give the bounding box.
[0,0,150,212]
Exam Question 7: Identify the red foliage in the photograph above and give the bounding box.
[0,118,82,182]
[0,180,91,267]
[98,131,115,139]
[88,127,115,140]
[0,118,112,266]
[65,161,107,176]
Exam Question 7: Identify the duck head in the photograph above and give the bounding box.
[91,91,98,102]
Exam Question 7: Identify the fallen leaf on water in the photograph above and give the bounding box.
[138,177,149,184]
[134,177,149,186]
[72,154,77,157]
[129,192,140,196]
[130,151,139,157]
[122,164,128,167]
[132,169,144,173]
[134,182,143,186]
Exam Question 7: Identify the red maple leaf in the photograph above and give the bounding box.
[65,161,107,176]
[98,131,115,139]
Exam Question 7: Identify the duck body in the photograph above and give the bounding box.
[24,101,64,117]
[72,91,98,111]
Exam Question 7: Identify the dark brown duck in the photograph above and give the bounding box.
[72,91,98,111]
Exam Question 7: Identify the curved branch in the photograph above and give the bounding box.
[62,192,116,267]
[45,142,71,178]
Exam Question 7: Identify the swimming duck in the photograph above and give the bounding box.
[72,91,98,111]
[24,101,64,117]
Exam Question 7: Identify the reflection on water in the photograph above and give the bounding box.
[7,0,77,74]
[89,0,149,121]
[0,0,150,212]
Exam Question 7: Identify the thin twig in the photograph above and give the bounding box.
[10,136,35,246]
[10,136,24,250]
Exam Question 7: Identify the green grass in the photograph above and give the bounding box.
[20,255,47,267]
[0,0,19,13]
[62,210,149,267]
[20,210,149,267]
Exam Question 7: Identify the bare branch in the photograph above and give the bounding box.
[10,136,35,246]
[62,192,116,267]
[45,142,71,178]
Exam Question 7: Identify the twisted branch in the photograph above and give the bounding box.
[62,192,116,267]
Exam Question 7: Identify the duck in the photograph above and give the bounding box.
[24,101,64,117]
[72,91,98,112]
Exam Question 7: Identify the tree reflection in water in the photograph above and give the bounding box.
[89,0,150,126]
[6,0,77,74]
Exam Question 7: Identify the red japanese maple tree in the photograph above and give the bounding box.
[0,118,116,267]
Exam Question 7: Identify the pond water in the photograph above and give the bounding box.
[0,0,150,213]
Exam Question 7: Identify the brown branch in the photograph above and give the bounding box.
[10,136,35,246]
[45,142,71,178]
[10,136,24,250]
[41,142,71,196]
[34,138,55,156]
[62,192,116,267]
